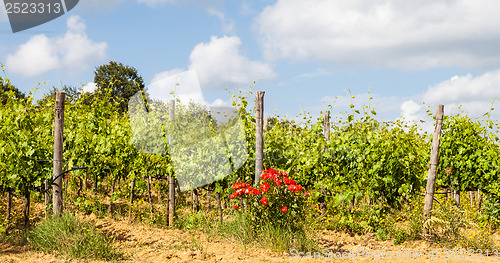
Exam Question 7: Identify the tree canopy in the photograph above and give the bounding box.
[0,77,25,105]
[37,85,81,106]
[94,61,145,113]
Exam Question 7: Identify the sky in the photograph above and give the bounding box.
[1,0,500,133]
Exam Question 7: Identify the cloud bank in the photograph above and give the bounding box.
[256,0,500,70]
[6,16,107,77]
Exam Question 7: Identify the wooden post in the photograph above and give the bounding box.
[192,189,199,212]
[165,183,169,225]
[45,180,50,218]
[6,188,12,234]
[129,179,135,221]
[77,176,82,198]
[53,91,65,215]
[84,169,89,191]
[477,189,482,212]
[423,104,444,218]
[108,176,115,217]
[168,99,175,226]
[93,173,98,192]
[323,111,330,141]
[215,192,223,224]
[469,191,475,207]
[255,91,265,186]
[453,186,460,207]
[158,178,162,203]
[207,190,212,210]
[23,190,30,228]
[320,111,330,214]
[168,176,175,226]
[147,175,154,218]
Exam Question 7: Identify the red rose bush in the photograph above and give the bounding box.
[230,168,310,231]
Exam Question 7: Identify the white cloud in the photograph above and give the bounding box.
[422,69,500,117]
[6,15,107,77]
[82,82,97,93]
[5,34,60,77]
[255,0,500,70]
[209,98,232,107]
[423,70,500,106]
[188,35,276,90]
[148,69,206,106]
[400,69,500,132]
[400,100,424,122]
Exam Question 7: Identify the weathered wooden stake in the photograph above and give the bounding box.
[108,176,115,217]
[423,104,444,218]
[320,111,330,214]
[45,179,50,218]
[84,169,89,191]
[6,188,12,234]
[453,186,460,207]
[207,190,212,210]
[53,91,65,215]
[215,192,223,224]
[168,99,175,226]
[255,91,265,185]
[165,184,169,225]
[77,176,83,198]
[168,176,175,226]
[147,175,154,218]
[192,188,199,212]
[477,189,482,212]
[158,178,162,203]
[129,179,135,221]
[23,191,30,228]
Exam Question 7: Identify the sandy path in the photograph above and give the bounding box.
[1,214,499,263]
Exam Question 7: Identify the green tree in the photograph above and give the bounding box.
[0,77,25,105]
[37,85,80,106]
[93,61,145,112]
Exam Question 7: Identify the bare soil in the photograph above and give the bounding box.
[2,212,499,263]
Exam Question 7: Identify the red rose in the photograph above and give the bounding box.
[261,197,268,205]
[281,206,287,212]
[276,179,282,186]
[233,205,239,210]
[288,184,296,191]
[260,183,270,193]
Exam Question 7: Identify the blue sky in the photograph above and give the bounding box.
[1,0,500,133]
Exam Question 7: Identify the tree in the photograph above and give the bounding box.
[37,85,80,106]
[0,77,25,105]
[94,61,145,113]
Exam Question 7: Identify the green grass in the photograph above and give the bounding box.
[26,212,124,260]
[215,213,318,253]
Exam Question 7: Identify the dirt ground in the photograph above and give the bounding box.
[2,212,500,263]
